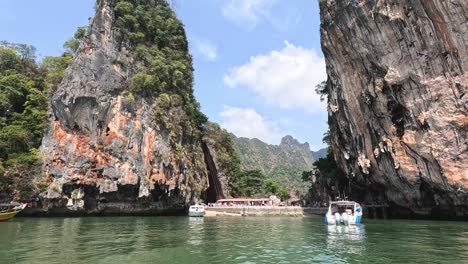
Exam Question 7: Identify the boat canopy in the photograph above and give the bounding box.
[217,198,270,203]
[329,201,360,206]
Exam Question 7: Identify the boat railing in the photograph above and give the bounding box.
[0,203,21,207]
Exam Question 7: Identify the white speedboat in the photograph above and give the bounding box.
[188,204,205,217]
[324,201,363,225]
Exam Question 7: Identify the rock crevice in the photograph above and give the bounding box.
[36,0,226,215]
[320,0,468,218]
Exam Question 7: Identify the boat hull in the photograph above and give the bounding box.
[0,203,27,222]
[324,201,363,225]
[0,210,21,222]
[188,204,205,217]
[188,211,205,217]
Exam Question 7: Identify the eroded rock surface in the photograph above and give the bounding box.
[320,0,468,218]
[37,0,224,215]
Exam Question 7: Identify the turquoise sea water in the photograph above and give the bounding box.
[1,216,467,263]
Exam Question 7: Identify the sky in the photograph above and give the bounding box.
[0,0,328,150]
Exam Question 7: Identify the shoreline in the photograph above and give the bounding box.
[14,206,468,221]
[205,206,305,217]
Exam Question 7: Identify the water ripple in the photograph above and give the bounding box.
[0,217,467,264]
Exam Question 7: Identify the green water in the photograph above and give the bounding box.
[1,216,467,264]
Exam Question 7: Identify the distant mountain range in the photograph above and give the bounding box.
[231,135,328,197]
[311,147,328,161]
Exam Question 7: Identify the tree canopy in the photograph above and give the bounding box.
[113,0,207,130]
[0,42,73,201]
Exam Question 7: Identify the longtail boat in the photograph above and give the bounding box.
[0,203,27,222]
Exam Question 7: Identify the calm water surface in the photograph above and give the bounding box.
[1,216,467,263]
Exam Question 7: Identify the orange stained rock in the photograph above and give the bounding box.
[52,158,65,168]
[143,130,156,178]
[150,172,167,184]
[103,131,121,145]
[52,121,67,143]
[94,152,112,167]
[402,131,417,145]
[393,140,420,180]
[75,135,90,154]
[439,159,466,183]
[447,114,468,128]
[110,98,130,132]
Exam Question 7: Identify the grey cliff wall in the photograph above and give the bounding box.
[320,0,467,218]
[35,0,225,215]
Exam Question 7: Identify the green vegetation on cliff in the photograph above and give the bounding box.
[203,122,241,177]
[232,135,327,198]
[203,123,291,200]
[1,1,297,204]
[0,1,226,203]
[113,0,207,131]
[302,149,345,203]
[63,26,87,55]
[108,0,216,198]
[301,132,354,205]
[112,1,210,185]
[0,42,73,201]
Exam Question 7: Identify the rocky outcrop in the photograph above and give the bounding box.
[35,0,226,215]
[233,135,323,196]
[321,0,468,218]
[311,148,327,161]
[233,135,317,174]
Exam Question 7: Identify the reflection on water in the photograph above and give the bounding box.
[0,217,467,264]
[326,224,366,256]
[326,224,366,241]
[188,217,204,246]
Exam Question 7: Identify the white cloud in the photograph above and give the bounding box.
[192,38,217,62]
[222,0,275,30]
[224,41,327,113]
[221,0,300,31]
[220,106,283,144]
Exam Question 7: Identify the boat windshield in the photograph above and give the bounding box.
[328,201,359,215]
[330,201,359,207]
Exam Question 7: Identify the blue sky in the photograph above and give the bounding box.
[0,0,328,150]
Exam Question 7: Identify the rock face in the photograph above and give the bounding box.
[233,135,323,196]
[37,0,225,215]
[320,0,468,218]
[234,135,316,174]
[311,148,327,161]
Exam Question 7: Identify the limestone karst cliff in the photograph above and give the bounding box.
[232,135,326,196]
[35,0,228,215]
[320,0,467,218]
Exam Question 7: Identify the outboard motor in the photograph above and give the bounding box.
[334,212,341,223]
[341,212,349,223]
[355,207,363,223]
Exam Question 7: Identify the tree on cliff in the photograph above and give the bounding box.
[113,0,207,130]
[0,42,73,202]
[302,131,349,204]
[63,27,87,55]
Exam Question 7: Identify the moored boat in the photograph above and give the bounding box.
[0,203,27,222]
[324,201,362,225]
[188,204,205,217]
